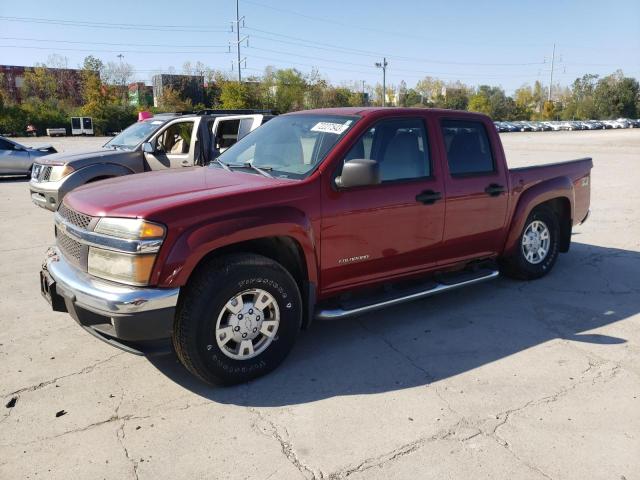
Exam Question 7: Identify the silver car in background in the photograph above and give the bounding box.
[0,136,57,176]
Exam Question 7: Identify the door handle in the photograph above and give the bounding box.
[181,160,190,166]
[484,183,505,196]
[416,190,442,205]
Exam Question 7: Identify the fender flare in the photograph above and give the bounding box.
[60,163,136,197]
[153,206,318,288]
[502,176,574,256]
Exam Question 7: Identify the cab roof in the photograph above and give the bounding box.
[288,107,478,117]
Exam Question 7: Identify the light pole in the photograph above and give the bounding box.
[375,57,388,106]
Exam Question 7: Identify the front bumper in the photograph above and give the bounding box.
[41,247,179,355]
[30,179,63,211]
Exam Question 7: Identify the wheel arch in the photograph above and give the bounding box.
[60,163,135,196]
[503,176,574,256]
[154,207,319,328]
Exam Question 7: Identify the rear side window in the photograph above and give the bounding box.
[216,119,241,149]
[441,120,494,176]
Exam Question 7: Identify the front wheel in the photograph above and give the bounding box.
[173,254,302,385]
[500,205,560,280]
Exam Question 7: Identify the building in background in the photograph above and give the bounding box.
[128,82,153,107]
[151,73,204,108]
[0,65,86,105]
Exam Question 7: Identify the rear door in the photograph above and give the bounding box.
[211,115,262,156]
[144,118,197,170]
[438,117,509,264]
[321,117,446,293]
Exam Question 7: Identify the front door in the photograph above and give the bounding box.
[0,138,30,174]
[144,119,197,170]
[438,118,509,264]
[321,117,446,294]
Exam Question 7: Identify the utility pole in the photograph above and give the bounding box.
[362,80,366,106]
[548,43,555,102]
[375,57,388,106]
[230,0,248,82]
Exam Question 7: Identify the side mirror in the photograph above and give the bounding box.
[141,142,155,153]
[335,159,381,188]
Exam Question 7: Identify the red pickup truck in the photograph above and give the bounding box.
[40,108,592,385]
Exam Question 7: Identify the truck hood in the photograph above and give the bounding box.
[36,147,129,167]
[64,167,291,218]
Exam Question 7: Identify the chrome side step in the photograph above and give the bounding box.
[314,269,500,321]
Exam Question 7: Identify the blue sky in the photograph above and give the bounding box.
[1,0,638,93]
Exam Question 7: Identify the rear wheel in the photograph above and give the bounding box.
[501,205,560,280]
[173,254,302,385]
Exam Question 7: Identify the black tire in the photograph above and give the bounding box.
[500,205,560,280]
[173,253,302,386]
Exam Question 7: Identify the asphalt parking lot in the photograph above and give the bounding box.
[1,130,639,479]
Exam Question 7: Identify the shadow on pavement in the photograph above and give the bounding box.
[149,241,638,406]
[0,176,30,183]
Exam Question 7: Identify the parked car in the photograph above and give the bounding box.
[29,110,275,211]
[0,136,57,176]
[40,107,593,385]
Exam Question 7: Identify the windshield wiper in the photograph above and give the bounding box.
[225,162,274,178]
[243,162,273,178]
[212,158,231,172]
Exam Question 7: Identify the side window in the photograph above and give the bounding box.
[441,120,494,176]
[237,118,254,140]
[157,121,194,154]
[215,119,241,149]
[342,118,430,182]
[0,139,14,150]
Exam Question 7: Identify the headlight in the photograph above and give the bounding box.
[48,165,75,182]
[88,248,157,286]
[89,217,166,285]
[94,218,165,240]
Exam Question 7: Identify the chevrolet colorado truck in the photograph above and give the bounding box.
[29,110,275,211]
[40,107,592,385]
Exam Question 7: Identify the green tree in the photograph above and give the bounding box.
[594,71,639,119]
[157,86,193,111]
[468,92,491,115]
[443,88,469,110]
[542,100,555,120]
[22,66,57,101]
[514,85,535,119]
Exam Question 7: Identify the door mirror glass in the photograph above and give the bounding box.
[335,159,380,188]
[141,142,155,153]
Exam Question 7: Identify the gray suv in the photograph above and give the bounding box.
[30,111,273,211]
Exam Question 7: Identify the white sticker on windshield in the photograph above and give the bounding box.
[151,120,164,125]
[311,121,351,135]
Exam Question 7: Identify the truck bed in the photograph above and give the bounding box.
[509,157,593,225]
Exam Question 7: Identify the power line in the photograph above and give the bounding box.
[246,27,546,67]
[0,44,230,55]
[0,16,228,32]
[0,36,227,49]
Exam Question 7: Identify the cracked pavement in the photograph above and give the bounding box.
[1,130,639,479]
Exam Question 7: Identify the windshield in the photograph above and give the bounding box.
[214,114,358,179]
[104,119,165,149]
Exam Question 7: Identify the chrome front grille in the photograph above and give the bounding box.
[41,166,52,181]
[58,203,92,230]
[57,230,83,265]
[56,204,92,269]
[32,164,52,182]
